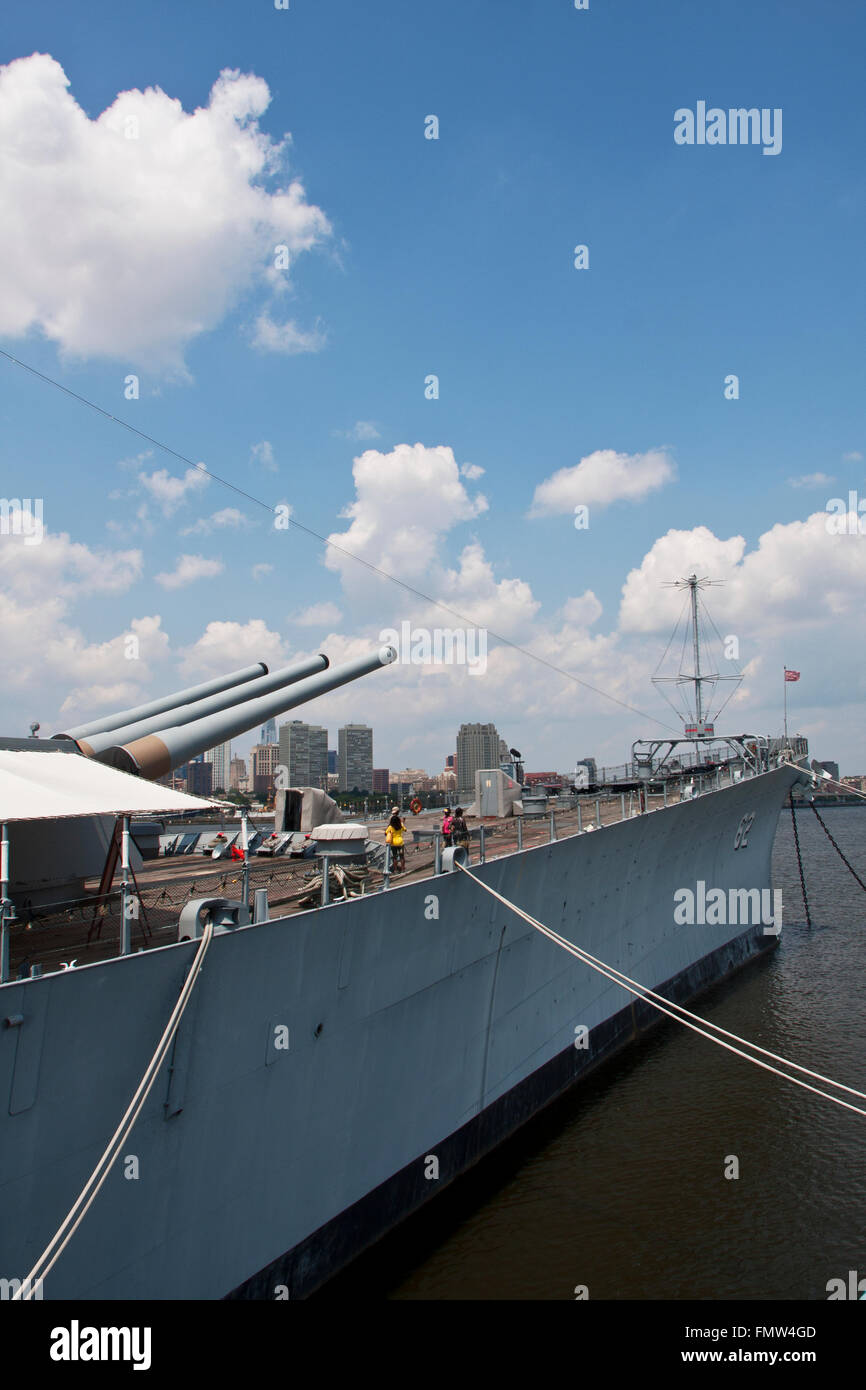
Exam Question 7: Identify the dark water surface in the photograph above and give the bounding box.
[325,805,866,1301]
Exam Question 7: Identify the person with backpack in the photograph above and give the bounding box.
[385,807,406,873]
[441,809,454,847]
[451,807,470,859]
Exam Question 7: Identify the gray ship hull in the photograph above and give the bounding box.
[0,765,800,1299]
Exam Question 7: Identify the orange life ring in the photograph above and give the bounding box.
[409,798,422,815]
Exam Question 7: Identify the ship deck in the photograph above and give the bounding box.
[6,781,712,979]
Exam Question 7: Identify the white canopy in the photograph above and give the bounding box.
[0,748,220,823]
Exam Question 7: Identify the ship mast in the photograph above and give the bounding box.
[687,574,704,726]
[651,573,739,737]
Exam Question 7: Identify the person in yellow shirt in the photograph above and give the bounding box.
[385,807,406,873]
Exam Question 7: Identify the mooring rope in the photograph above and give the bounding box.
[13,920,214,1299]
[456,863,866,1117]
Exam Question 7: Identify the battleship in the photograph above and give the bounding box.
[0,580,815,1300]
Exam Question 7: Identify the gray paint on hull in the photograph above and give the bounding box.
[0,766,799,1298]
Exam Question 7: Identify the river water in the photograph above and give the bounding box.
[324,805,866,1300]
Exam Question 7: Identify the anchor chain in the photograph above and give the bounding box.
[789,790,812,928]
[809,800,866,894]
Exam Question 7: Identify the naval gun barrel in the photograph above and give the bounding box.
[75,653,329,757]
[96,645,397,780]
[57,662,269,742]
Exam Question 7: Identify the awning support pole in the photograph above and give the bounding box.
[120,814,131,956]
[1,822,10,984]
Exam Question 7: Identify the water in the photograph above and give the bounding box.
[326,805,866,1300]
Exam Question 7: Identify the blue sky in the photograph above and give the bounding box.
[1,0,864,776]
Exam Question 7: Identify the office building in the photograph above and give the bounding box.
[278,721,329,789]
[259,718,277,745]
[456,723,500,795]
[229,757,247,791]
[372,768,390,793]
[338,724,373,792]
[203,741,231,793]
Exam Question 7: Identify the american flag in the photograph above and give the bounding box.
[784,669,800,682]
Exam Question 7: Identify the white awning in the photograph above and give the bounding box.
[0,748,220,823]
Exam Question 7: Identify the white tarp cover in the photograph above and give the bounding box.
[0,748,219,822]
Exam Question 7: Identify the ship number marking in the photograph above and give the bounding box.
[733,812,755,850]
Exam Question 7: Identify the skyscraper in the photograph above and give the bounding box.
[203,740,231,793]
[338,724,373,792]
[456,723,500,796]
[278,721,329,789]
[259,718,277,744]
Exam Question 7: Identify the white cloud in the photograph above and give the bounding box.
[250,440,277,471]
[139,465,209,516]
[178,619,288,677]
[252,563,274,581]
[842,451,863,463]
[181,507,250,535]
[787,472,835,489]
[0,55,331,368]
[155,554,224,589]
[324,443,488,590]
[251,312,326,354]
[561,591,603,627]
[528,448,676,517]
[460,463,485,480]
[334,421,381,442]
[289,601,343,627]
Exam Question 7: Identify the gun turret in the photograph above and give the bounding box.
[56,662,269,742]
[71,654,329,757]
[96,645,397,780]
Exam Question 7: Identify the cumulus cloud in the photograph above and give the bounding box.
[178,619,289,677]
[787,472,835,489]
[181,507,250,535]
[251,312,326,354]
[139,465,209,516]
[250,440,276,471]
[0,55,331,368]
[618,514,866,635]
[460,463,485,481]
[334,421,381,442]
[155,554,224,588]
[324,443,488,590]
[289,601,343,627]
[528,448,675,517]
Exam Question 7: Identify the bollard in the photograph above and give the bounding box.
[253,888,269,923]
[577,801,583,833]
[383,844,391,890]
[479,825,486,863]
[663,781,668,807]
[517,817,523,851]
[434,832,442,876]
[620,793,626,820]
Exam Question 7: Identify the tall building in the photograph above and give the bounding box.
[185,761,213,797]
[278,721,329,789]
[259,718,277,744]
[249,743,280,798]
[456,723,500,795]
[328,749,337,775]
[372,768,390,794]
[229,757,247,791]
[203,740,231,793]
[338,724,373,792]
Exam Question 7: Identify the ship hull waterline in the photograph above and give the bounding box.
[0,764,801,1299]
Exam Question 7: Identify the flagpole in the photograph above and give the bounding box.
[783,666,788,742]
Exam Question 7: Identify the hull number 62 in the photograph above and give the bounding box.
[733,812,755,850]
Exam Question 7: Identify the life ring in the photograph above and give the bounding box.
[409,798,422,815]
